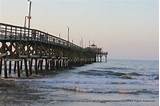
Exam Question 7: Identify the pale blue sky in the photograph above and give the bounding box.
[0,0,159,60]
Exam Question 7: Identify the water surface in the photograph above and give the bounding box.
[0,60,158,106]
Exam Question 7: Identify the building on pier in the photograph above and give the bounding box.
[85,43,108,62]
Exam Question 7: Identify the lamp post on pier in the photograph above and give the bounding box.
[67,26,70,46]
[24,0,32,28]
[67,26,70,42]
[27,0,32,29]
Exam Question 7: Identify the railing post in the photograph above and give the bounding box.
[10,26,12,40]
[20,28,22,40]
[5,25,7,39]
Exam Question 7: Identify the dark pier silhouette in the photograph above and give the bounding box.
[0,23,108,78]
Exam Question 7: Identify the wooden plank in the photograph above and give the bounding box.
[6,59,22,62]
[0,53,7,58]
[19,55,28,58]
[41,56,49,58]
[51,56,56,59]
[30,55,40,58]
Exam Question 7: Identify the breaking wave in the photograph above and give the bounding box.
[100,67,134,71]
[52,86,158,95]
[78,69,143,79]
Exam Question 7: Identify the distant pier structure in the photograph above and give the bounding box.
[86,44,108,62]
[0,23,108,78]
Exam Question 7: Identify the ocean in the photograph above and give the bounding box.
[0,59,159,106]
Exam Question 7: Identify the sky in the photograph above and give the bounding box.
[0,0,159,60]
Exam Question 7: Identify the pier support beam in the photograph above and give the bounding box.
[9,61,12,75]
[17,61,20,77]
[20,60,23,70]
[14,61,17,73]
[40,59,43,72]
[24,59,29,77]
[29,59,33,75]
[35,59,38,74]
[45,59,48,71]
[0,59,2,75]
[4,59,7,78]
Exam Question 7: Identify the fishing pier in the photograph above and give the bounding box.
[0,23,108,78]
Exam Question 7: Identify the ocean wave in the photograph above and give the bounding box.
[52,87,158,95]
[78,70,143,79]
[154,75,159,80]
[150,74,159,80]
[127,72,142,76]
[110,82,126,84]
[100,67,134,71]
[50,99,155,103]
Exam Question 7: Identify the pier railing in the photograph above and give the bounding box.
[0,23,81,50]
